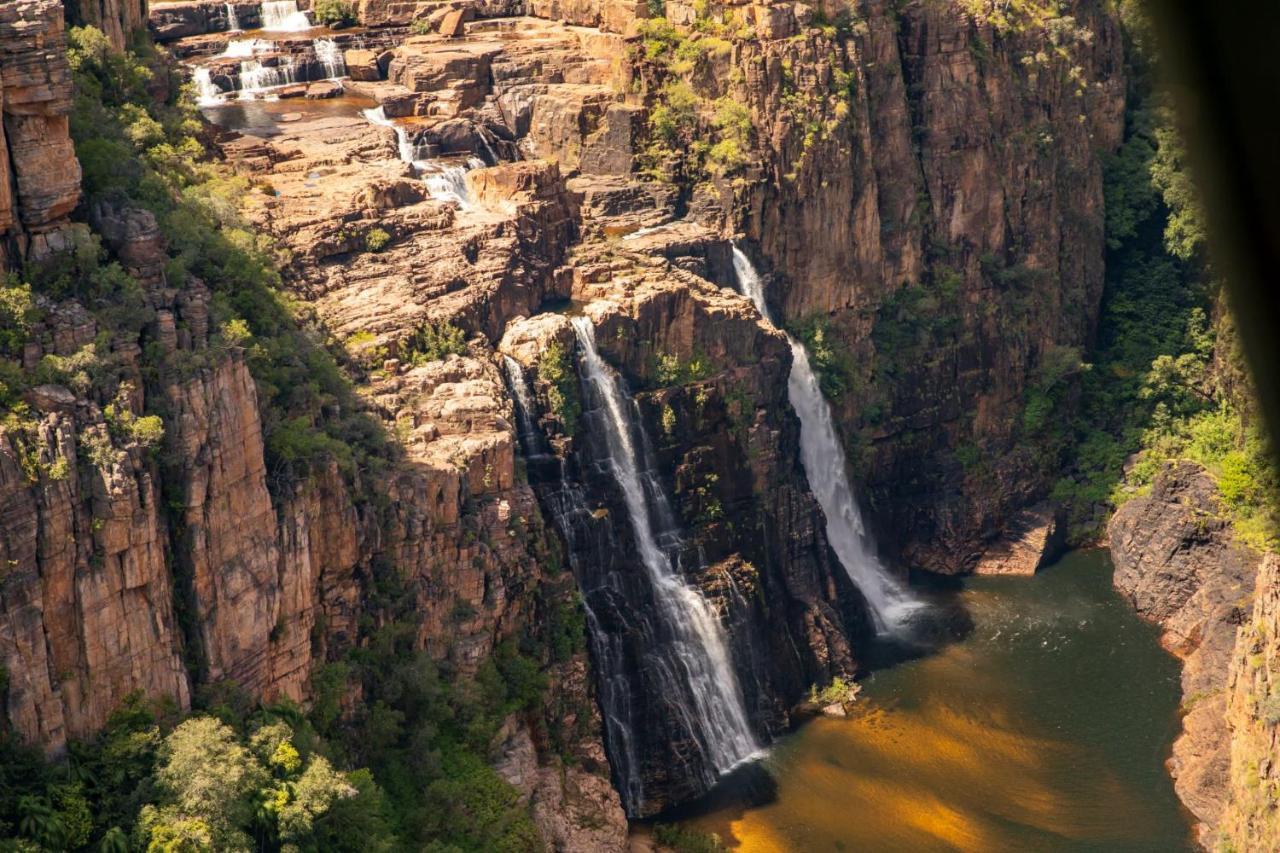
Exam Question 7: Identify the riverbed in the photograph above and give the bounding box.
[679,550,1196,852]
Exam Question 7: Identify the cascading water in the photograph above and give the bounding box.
[219,38,274,59]
[192,67,224,106]
[501,354,645,807]
[225,2,241,31]
[732,244,924,635]
[570,316,760,804]
[259,0,312,31]
[362,106,418,164]
[238,56,299,96]
[313,38,346,79]
[423,158,485,208]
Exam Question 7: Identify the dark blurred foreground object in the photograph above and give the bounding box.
[1148,3,1280,459]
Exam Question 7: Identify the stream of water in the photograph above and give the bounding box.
[731,246,924,635]
[679,550,1194,852]
[572,317,761,809]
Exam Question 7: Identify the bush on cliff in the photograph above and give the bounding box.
[312,0,358,27]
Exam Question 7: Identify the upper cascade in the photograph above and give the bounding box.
[259,0,312,31]
[732,245,925,636]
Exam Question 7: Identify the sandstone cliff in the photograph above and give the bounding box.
[1109,461,1258,845]
[0,0,82,266]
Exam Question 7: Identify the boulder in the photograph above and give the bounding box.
[344,48,381,81]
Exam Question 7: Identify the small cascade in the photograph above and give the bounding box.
[731,244,925,635]
[225,2,241,31]
[219,37,274,58]
[238,56,299,96]
[260,0,312,31]
[422,161,477,208]
[362,106,417,163]
[313,38,346,79]
[571,316,759,806]
[192,67,224,106]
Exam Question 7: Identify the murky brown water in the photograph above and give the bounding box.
[681,551,1195,852]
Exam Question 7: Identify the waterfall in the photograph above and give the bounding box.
[192,67,224,106]
[571,317,759,795]
[423,161,476,208]
[362,106,418,164]
[260,0,312,31]
[225,2,241,30]
[731,244,924,635]
[238,57,299,96]
[313,38,346,79]
[219,38,274,58]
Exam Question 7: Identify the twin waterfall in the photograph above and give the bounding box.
[732,246,923,635]
[570,317,760,793]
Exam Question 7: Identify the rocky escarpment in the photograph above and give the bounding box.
[1219,553,1280,850]
[0,0,82,266]
[720,0,1126,573]
[1109,461,1258,845]
[0,0,1135,841]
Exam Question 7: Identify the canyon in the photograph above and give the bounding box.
[0,0,1274,850]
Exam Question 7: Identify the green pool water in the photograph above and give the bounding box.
[681,550,1196,852]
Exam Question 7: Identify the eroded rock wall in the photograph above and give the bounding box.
[1108,461,1258,845]
[0,0,82,264]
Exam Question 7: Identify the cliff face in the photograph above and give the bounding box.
[0,0,82,265]
[0,0,1132,837]
[727,0,1126,573]
[1220,553,1280,850]
[1108,462,1258,845]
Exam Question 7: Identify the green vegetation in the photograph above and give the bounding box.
[65,26,393,487]
[633,18,753,184]
[791,315,857,400]
[364,228,392,253]
[1044,13,1277,550]
[651,350,714,388]
[403,320,467,365]
[808,675,860,707]
[311,0,358,27]
[538,340,581,436]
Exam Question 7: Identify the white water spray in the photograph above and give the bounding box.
[192,67,223,106]
[260,0,312,31]
[571,316,760,778]
[238,56,299,97]
[225,2,241,30]
[732,244,925,635]
[219,37,274,58]
[313,37,346,79]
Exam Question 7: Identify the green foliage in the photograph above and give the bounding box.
[792,315,855,399]
[409,18,433,35]
[311,0,358,26]
[652,351,713,388]
[404,320,467,365]
[67,26,391,490]
[807,676,861,707]
[364,228,391,253]
[539,340,580,436]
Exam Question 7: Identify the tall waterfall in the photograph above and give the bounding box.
[502,354,645,808]
[571,317,759,798]
[225,2,241,31]
[732,245,924,635]
[260,0,312,31]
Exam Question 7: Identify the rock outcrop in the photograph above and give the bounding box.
[0,0,82,265]
[1109,461,1258,844]
[1220,553,1280,851]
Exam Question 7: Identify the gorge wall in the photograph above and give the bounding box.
[0,0,1201,847]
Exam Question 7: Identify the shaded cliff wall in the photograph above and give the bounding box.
[726,0,1127,572]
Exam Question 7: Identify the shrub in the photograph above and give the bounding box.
[404,320,467,365]
[653,823,725,853]
[312,0,358,27]
[365,228,391,253]
[539,340,580,436]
